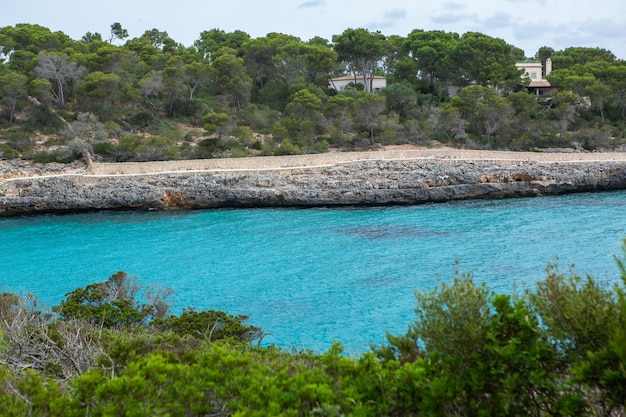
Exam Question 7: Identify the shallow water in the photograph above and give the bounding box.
[1,190,625,353]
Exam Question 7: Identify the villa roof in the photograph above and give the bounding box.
[528,79,552,88]
[330,75,387,81]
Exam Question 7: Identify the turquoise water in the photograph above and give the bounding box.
[1,191,626,353]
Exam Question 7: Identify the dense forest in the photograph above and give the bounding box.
[1,23,626,164]
[1,249,626,415]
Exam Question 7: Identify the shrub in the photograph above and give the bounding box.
[53,271,173,329]
[30,150,61,164]
[274,140,302,155]
[152,308,264,344]
[4,130,33,151]
[0,143,19,159]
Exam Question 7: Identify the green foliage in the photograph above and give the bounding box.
[212,52,251,112]
[412,271,492,361]
[0,143,20,158]
[202,111,230,137]
[382,81,417,121]
[73,353,216,416]
[255,80,291,110]
[53,271,170,328]
[29,149,77,164]
[325,94,355,137]
[405,29,459,86]
[527,262,626,414]
[76,70,120,116]
[152,308,264,344]
[274,139,303,155]
[10,370,71,416]
[333,28,385,93]
[551,47,616,70]
[449,85,513,138]
[233,125,254,146]
[530,263,619,356]
[107,134,180,162]
[452,32,523,89]
[285,88,323,121]
[0,71,28,123]
[2,130,33,152]
[353,93,386,143]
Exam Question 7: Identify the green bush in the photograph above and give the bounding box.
[152,308,264,344]
[4,130,33,151]
[0,143,20,159]
[30,150,61,163]
[53,271,172,329]
[274,140,302,155]
[93,141,115,158]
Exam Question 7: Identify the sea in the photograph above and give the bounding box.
[1,190,626,354]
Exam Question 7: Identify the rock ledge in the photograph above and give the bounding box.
[1,152,625,216]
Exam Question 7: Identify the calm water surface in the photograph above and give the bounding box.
[1,190,626,353]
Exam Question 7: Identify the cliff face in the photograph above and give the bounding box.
[1,158,626,216]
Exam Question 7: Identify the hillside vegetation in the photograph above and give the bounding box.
[1,24,626,165]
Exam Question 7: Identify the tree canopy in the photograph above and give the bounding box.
[0,22,625,163]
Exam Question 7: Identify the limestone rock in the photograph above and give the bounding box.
[1,158,625,216]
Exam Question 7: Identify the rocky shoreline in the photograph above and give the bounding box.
[1,149,626,216]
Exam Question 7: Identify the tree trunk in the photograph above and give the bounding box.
[56,78,65,105]
[234,93,241,112]
[600,107,605,126]
[362,73,369,92]
[9,98,17,124]
[168,93,175,117]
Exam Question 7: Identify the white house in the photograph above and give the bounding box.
[515,58,554,96]
[329,75,387,92]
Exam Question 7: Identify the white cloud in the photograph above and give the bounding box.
[481,12,514,30]
[430,13,470,25]
[384,8,407,20]
[298,0,325,9]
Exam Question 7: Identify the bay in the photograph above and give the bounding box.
[1,190,625,354]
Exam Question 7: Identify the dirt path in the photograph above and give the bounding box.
[88,148,626,176]
[2,147,626,181]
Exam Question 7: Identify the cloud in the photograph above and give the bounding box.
[364,7,407,31]
[384,8,407,20]
[481,11,514,29]
[298,0,325,9]
[430,13,469,25]
[503,0,547,4]
[365,19,396,31]
[552,18,624,53]
[511,17,625,57]
[514,18,611,45]
[442,2,468,10]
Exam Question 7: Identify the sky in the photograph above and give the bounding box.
[2,0,625,60]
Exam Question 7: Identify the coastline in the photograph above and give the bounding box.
[2,148,626,216]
